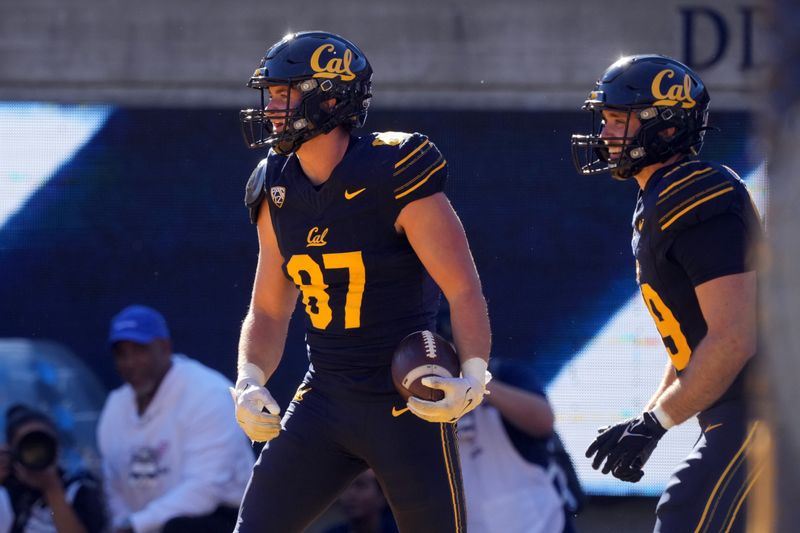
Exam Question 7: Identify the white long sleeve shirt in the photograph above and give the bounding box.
[97,355,253,533]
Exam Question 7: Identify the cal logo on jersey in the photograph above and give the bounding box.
[306,226,329,247]
[271,186,286,208]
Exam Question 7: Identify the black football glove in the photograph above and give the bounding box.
[585,411,667,482]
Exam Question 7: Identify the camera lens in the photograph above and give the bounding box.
[15,430,57,471]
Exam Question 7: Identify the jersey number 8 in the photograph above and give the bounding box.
[287,252,365,330]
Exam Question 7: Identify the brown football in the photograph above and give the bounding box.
[391,330,461,401]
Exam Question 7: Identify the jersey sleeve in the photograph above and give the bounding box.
[655,162,760,286]
[379,132,448,217]
[654,162,746,234]
[667,213,750,286]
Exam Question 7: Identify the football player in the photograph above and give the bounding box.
[573,55,764,532]
[231,31,491,533]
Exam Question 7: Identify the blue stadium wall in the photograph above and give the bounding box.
[0,105,763,494]
[0,107,758,403]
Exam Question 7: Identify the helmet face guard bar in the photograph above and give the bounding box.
[240,78,311,154]
[240,76,371,155]
[571,105,650,181]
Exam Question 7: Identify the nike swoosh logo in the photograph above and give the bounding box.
[620,428,649,440]
[344,187,367,200]
[705,423,724,433]
[391,406,409,417]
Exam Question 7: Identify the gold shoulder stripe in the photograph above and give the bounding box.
[393,142,433,177]
[394,159,446,199]
[658,167,716,199]
[394,139,430,169]
[658,181,730,223]
[660,186,735,230]
[662,160,698,179]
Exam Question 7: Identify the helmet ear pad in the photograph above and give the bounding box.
[631,107,704,170]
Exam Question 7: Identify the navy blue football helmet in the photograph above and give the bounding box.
[240,31,373,154]
[571,55,710,180]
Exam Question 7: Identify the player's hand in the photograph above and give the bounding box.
[231,363,282,442]
[407,357,490,424]
[585,411,666,481]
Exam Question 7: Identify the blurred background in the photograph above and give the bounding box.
[1,0,796,531]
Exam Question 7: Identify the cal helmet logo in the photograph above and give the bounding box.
[310,44,355,81]
[271,186,286,208]
[651,69,697,109]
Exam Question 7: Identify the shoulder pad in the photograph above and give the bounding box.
[245,152,286,224]
[245,158,268,208]
[245,158,268,225]
[654,161,746,234]
[370,131,416,147]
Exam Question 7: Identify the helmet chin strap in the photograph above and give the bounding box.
[611,115,686,179]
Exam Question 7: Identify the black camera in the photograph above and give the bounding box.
[13,429,58,471]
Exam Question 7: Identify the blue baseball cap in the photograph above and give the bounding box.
[108,305,171,345]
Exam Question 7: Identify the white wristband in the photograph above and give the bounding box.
[651,405,676,429]
[461,357,490,386]
[236,362,266,389]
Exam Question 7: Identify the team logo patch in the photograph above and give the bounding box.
[271,186,286,208]
[651,69,696,109]
[310,44,355,81]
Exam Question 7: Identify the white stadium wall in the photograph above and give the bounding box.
[0,0,768,109]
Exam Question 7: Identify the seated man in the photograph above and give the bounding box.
[97,305,254,533]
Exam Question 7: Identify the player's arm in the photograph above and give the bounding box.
[644,361,677,411]
[238,210,298,379]
[233,210,299,441]
[396,193,490,364]
[651,272,756,425]
[396,192,491,423]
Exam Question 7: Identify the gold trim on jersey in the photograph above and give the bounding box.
[659,185,735,230]
[722,462,765,533]
[657,167,716,201]
[394,139,430,171]
[693,422,759,533]
[440,423,464,533]
[662,160,697,179]
[394,158,446,199]
[292,384,311,402]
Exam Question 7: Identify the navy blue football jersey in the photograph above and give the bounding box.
[246,131,448,394]
[632,159,762,406]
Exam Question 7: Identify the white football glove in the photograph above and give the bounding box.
[407,357,491,423]
[230,363,282,442]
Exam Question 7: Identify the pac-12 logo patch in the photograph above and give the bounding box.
[271,186,286,208]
